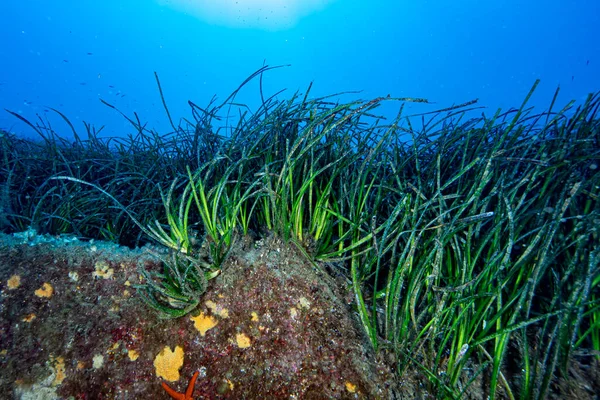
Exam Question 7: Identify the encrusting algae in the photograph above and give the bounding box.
[92,260,114,279]
[7,274,21,289]
[205,300,229,318]
[154,345,184,382]
[128,349,140,361]
[34,282,54,298]
[235,332,252,349]
[22,313,36,322]
[50,356,66,387]
[190,312,218,336]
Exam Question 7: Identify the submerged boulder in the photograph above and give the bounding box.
[0,231,397,399]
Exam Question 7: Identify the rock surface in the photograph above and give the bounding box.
[0,231,397,399]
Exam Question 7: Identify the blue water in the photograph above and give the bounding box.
[1,0,599,138]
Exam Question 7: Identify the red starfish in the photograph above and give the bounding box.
[162,371,199,400]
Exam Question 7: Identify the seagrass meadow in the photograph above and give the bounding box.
[1,66,599,399]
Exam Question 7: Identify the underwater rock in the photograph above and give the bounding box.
[0,231,397,398]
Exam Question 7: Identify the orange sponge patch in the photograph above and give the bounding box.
[35,282,54,298]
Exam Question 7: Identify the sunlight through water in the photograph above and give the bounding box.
[157,0,338,30]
